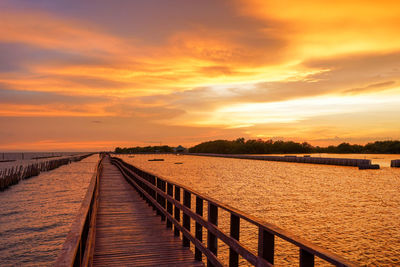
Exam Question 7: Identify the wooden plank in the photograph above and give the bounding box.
[93,158,203,266]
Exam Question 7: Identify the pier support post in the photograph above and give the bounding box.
[156,178,162,217]
[160,180,166,221]
[174,186,181,236]
[300,248,314,267]
[229,214,240,267]
[183,190,191,247]
[167,183,173,228]
[207,203,218,266]
[151,175,156,211]
[195,196,203,261]
[258,228,274,265]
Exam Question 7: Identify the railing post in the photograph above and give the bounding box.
[300,248,314,267]
[151,175,156,211]
[183,190,191,247]
[160,180,166,221]
[207,203,218,266]
[174,186,181,236]
[229,214,240,267]
[156,177,161,216]
[144,174,152,206]
[195,196,203,261]
[167,183,173,228]
[258,227,274,265]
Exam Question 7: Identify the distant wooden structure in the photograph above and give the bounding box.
[56,155,358,267]
[189,153,378,169]
[391,159,400,167]
[0,154,92,191]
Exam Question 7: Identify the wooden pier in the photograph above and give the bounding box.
[188,153,376,168]
[93,157,202,266]
[56,154,358,267]
[391,159,400,167]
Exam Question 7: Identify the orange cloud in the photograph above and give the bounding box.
[239,0,400,56]
[0,10,129,55]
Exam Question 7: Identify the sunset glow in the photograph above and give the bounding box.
[1,0,399,150]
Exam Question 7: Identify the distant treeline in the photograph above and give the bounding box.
[188,138,400,154]
[115,145,174,154]
[115,139,400,154]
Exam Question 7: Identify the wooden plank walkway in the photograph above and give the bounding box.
[93,158,203,266]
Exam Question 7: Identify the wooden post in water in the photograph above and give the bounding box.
[182,190,191,247]
[208,203,218,266]
[174,186,181,236]
[195,196,203,261]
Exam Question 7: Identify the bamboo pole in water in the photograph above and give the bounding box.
[0,153,93,191]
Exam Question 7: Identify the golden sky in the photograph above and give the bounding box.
[0,0,399,151]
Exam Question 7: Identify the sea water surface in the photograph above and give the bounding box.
[0,154,98,266]
[118,154,400,266]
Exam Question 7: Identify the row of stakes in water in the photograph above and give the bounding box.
[0,154,92,190]
[188,153,398,169]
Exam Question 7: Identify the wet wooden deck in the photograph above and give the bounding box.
[93,158,203,266]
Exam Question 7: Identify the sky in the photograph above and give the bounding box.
[0,0,399,151]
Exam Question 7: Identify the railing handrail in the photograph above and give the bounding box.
[54,155,103,267]
[111,156,357,267]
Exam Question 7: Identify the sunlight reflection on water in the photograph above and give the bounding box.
[119,154,400,266]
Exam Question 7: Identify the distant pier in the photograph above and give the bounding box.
[188,153,380,169]
[391,159,400,167]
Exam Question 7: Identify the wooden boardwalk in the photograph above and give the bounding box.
[56,155,357,267]
[93,158,203,266]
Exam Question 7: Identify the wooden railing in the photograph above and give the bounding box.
[55,155,104,267]
[110,157,357,267]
